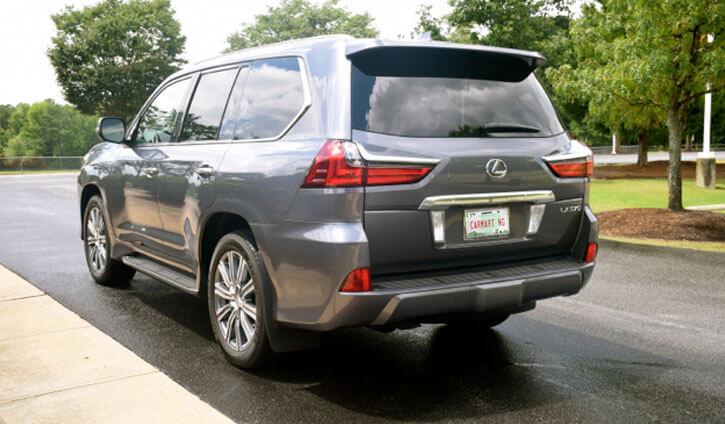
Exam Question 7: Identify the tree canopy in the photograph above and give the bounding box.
[547,0,724,210]
[226,0,378,51]
[0,100,98,157]
[48,0,186,123]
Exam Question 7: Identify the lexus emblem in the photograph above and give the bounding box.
[485,158,508,178]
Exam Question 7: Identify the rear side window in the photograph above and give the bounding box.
[224,57,305,140]
[352,65,564,138]
[180,68,239,142]
[135,78,191,143]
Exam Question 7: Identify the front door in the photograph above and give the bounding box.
[120,76,193,256]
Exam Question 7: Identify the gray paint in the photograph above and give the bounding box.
[79,36,598,351]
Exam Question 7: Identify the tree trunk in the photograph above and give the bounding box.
[636,132,648,166]
[685,134,694,152]
[666,108,683,211]
[614,132,621,154]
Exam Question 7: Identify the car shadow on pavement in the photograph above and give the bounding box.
[251,324,571,421]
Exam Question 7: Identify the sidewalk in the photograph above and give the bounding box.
[0,265,234,424]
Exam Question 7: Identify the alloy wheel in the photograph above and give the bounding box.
[213,250,257,351]
[86,206,107,273]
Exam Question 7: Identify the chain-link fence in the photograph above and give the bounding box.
[0,156,83,173]
[590,144,725,154]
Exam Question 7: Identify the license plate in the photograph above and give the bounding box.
[464,207,510,239]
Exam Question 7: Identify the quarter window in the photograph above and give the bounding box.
[180,68,239,141]
[135,78,191,143]
[224,58,305,140]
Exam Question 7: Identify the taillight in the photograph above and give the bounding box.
[340,268,371,292]
[547,159,593,178]
[584,242,597,263]
[301,140,433,188]
[543,140,593,178]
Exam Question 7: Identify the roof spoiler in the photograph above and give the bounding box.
[347,45,545,82]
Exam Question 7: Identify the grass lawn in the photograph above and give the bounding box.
[590,178,725,213]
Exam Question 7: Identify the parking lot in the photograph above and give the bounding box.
[1,173,723,423]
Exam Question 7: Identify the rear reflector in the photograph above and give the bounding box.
[548,159,593,178]
[340,268,371,292]
[584,243,597,263]
[302,140,432,188]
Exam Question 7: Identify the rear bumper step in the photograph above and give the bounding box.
[280,257,594,331]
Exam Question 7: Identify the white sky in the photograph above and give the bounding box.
[0,0,452,106]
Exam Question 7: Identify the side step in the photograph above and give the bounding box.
[122,256,198,294]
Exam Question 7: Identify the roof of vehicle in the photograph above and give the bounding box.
[168,35,546,80]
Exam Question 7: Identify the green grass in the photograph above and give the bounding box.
[601,235,725,253]
[590,178,725,213]
[0,169,79,175]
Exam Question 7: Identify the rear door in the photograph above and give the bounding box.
[350,47,589,275]
[154,66,243,269]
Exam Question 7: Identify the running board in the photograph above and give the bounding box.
[122,256,198,294]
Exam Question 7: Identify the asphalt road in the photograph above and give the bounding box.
[1,173,723,423]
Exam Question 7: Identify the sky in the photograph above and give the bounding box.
[0,0,452,106]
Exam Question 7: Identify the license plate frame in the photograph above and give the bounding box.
[463,207,510,240]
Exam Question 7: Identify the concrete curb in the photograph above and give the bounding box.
[0,265,234,424]
[598,237,725,257]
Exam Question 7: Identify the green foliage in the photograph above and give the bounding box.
[226,0,378,51]
[48,0,186,122]
[0,100,99,157]
[545,0,724,209]
[412,5,447,41]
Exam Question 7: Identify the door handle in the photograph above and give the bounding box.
[195,166,214,177]
[141,167,158,176]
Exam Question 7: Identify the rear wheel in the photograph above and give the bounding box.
[207,231,271,369]
[83,195,136,286]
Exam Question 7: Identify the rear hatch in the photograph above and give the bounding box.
[349,45,591,275]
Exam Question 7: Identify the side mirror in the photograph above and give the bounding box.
[97,117,126,143]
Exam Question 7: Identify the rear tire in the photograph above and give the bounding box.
[83,195,136,286]
[207,231,271,369]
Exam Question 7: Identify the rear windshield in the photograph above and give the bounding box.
[351,66,564,138]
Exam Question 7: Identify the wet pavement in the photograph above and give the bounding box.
[1,173,723,423]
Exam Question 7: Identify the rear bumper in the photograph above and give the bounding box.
[285,259,594,331]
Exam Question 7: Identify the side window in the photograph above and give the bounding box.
[180,68,239,142]
[225,57,305,140]
[135,78,191,144]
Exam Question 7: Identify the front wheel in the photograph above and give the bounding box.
[207,231,271,369]
[83,195,135,286]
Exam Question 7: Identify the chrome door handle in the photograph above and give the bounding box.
[195,166,214,177]
[141,167,158,176]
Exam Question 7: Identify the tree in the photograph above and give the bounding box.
[48,0,186,123]
[0,104,15,152]
[1,101,99,157]
[549,0,723,210]
[545,2,663,166]
[226,0,378,51]
[412,5,447,41]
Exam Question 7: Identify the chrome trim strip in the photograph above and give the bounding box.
[418,190,555,210]
[541,152,591,163]
[355,143,441,166]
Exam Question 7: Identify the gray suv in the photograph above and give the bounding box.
[80,36,598,368]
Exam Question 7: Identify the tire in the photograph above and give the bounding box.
[207,231,271,369]
[83,195,136,286]
[446,312,510,330]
